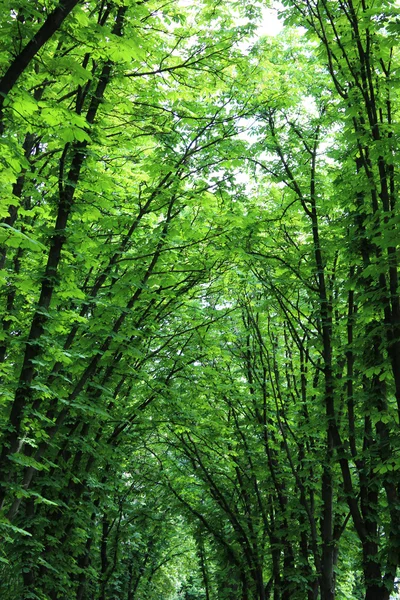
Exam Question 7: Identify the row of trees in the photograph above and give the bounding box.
[0,0,399,599]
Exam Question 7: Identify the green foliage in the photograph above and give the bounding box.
[0,1,400,599]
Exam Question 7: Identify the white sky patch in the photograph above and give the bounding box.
[258,5,284,38]
[301,95,318,116]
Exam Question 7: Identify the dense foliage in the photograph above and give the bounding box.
[0,0,399,599]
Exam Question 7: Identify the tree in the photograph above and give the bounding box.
[1,1,400,599]
[0,0,257,597]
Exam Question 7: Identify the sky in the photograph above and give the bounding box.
[258,5,284,38]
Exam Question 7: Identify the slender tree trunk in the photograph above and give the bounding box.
[99,514,110,600]
[270,534,281,600]
[197,532,211,600]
